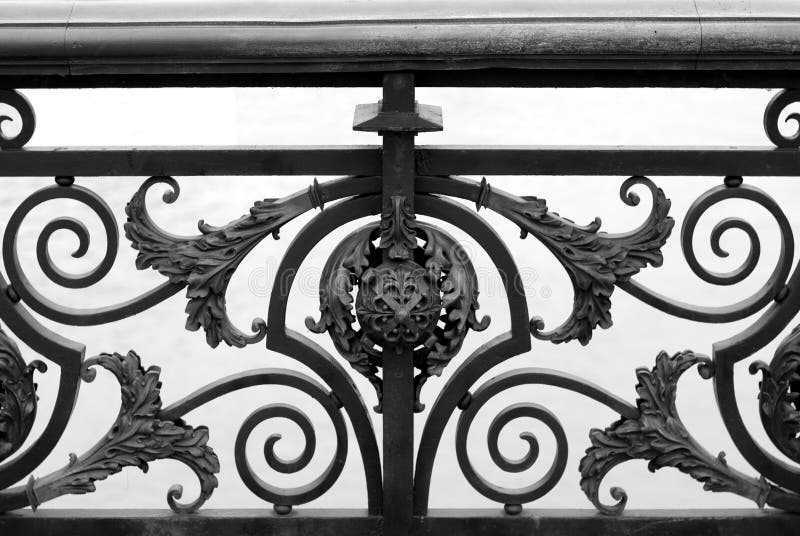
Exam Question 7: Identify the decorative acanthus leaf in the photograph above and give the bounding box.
[28,351,219,513]
[125,176,315,348]
[579,350,773,515]
[421,225,490,377]
[380,196,417,260]
[750,325,800,463]
[490,176,673,345]
[305,226,381,382]
[0,326,46,462]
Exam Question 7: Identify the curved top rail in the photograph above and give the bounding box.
[1,0,799,87]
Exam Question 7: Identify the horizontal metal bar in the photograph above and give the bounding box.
[0,509,796,536]
[1,146,798,177]
[0,146,382,176]
[417,146,800,176]
[3,69,800,89]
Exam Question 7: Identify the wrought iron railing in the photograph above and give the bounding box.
[1,3,800,533]
[0,76,800,535]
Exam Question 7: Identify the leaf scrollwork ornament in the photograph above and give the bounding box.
[750,325,800,464]
[25,351,219,513]
[125,176,321,348]
[487,176,673,345]
[0,326,46,463]
[380,195,418,260]
[578,350,800,515]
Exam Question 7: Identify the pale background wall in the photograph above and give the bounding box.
[1,86,798,511]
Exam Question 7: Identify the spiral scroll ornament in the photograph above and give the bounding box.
[0,90,35,150]
[456,397,568,514]
[620,179,794,322]
[234,384,348,515]
[446,367,636,516]
[3,180,183,325]
[153,366,373,514]
[4,182,118,306]
[764,89,800,148]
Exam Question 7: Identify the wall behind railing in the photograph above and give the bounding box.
[1,86,797,511]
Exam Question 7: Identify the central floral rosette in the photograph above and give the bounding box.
[306,221,489,411]
[355,259,442,350]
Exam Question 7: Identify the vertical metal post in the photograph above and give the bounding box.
[354,71,440,533]
[380,72,416,536]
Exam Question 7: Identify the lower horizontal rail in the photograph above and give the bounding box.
[0,146,798,176]
[0,509,794,536]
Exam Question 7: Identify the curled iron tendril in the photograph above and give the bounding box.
[233,377,347,514]
[764,89,800,148]
[620,180,794,323]
[0,90,35,150]
[455,368,635,515]
[6,183,118,290]
[157,368,370,513]
[456,399,568,513]
[2,182,182,325]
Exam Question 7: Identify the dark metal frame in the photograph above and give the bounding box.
[1,71,800,535]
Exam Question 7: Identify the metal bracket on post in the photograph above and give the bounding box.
[353,101,443,134]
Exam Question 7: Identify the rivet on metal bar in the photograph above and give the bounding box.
[724,175,744,188]
[5,285,20,303]
[776,286,790,303]
[274,504,292,516]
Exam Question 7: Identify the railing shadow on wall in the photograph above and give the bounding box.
[2,2,800,535]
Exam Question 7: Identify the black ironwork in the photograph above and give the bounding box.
[29,350,219,514]
[764,89,800,149]
[0,326,44,464]
[0,71,800,536]
[0,90,34,150]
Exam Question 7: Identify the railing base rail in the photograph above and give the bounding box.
[0,509,796,536]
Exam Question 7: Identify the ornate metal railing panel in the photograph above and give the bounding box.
[1,76,800,536]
